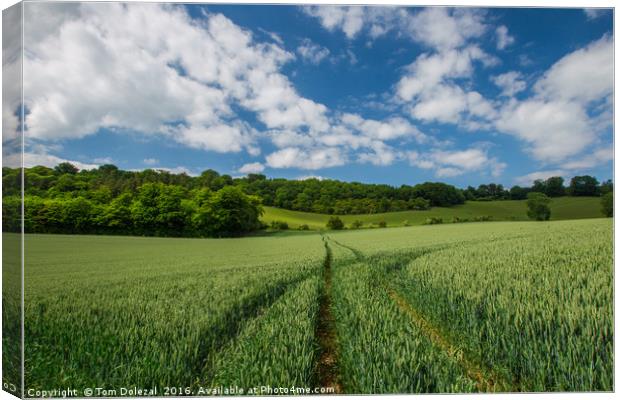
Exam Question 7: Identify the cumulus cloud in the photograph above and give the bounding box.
[266,147,346,170]
[297,38,330,64]
[533,35,613,105]
[3,151,99,171]
[238,162,265,174]
[561,146,613,170]
[584,8,607,20]
[496,35,613,163]
[143,158,159,165]
[302,5,367,39]
[408,148,505,178]
[495,25,515,50]
[297,175,325,181]
[395,44,498,125]
[491,71,527,97]
[21,2,337,157]
[404,7,487,51]
[514,170,567,186]
[302,6,486,50]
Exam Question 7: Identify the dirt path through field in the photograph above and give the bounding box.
[326,236,509,393]
[314,238,342,394]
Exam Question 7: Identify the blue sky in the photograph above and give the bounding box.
[9,3,613,188]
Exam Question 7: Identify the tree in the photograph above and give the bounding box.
[326,216,344,230]
[532,179,546,194]
[526,192,551,221]
[509,185,528,200]
[601,192,613,217]
[568,175,599,196]
[350,220,363,229]
[600,179,613,196]
[54,162,79,175]
[197,186,263,237]
[544,176,565,197]
[411,182,465,207]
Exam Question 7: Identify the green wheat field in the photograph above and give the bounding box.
[8,217,613,394]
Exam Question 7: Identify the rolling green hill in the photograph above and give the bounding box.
[262,197,605,229]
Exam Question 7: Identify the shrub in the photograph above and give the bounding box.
[270,220,289,230]
[424,217,443,225]
[350,220,364,229]
[526,192,551,221]
[402,220,411,227]
[601,192,613,217]
[326,216,344,230]
[298,224,310,231]
[377,220,387,228]
[409,197,431,210]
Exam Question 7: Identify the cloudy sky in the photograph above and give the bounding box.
[4,3,614,187]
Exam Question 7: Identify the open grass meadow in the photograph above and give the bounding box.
[261,197,604,229]
[19,216,613,394]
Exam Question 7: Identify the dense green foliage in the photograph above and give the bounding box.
[4,180,263,237]
[526,192,551,221]
[601,192,613,217]
[326,216,344,230]
[2,164,612,236]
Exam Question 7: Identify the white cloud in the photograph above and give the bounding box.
[21,2,336,157]
[495,25,515,50]
[340,113,428,143]
[533,35,613,105]
[404,7,487,51]
[238,162,265,174]
[258,28,284,46]
[297,38,330,64]
[514,170,567,186]
[495,99,592,163]
[296,175,325,181]
[266,147,346,170]
[562,146,613,170]
[408,148,505,178]
[491,71,526,97]
[302,6,486,51]
[143,158,159,165]
[584,9,607,20]
[409,84,468,124]
[396,46,498,125]
[357,142,400,166]
[93,157,114,164]
[495,35,612,164]
[302,5,367,39]
[154,166,196,176]
[2,4,23,148]
[4,152,99,171]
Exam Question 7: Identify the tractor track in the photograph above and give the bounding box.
[326,236,510,393]
[314,237,342,394]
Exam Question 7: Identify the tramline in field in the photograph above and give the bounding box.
[16,218,613,393]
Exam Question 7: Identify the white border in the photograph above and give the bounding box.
[0,1,616,400]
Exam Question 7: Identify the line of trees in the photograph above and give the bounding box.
[3,183,263,237]
[464,176,612,201]
[1,163,613,236]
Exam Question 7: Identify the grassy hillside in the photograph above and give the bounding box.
[262,197,604,229]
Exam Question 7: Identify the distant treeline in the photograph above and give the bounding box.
[1,163,613,237]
